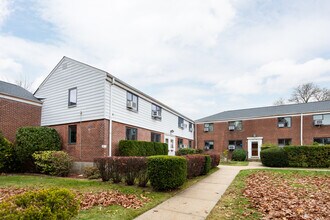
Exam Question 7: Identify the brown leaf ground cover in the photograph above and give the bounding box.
[0,187,149,210]
[207,169,330,220]
[243,171,330,220]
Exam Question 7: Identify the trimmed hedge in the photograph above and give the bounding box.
[176,148,196,155]
[0,188,79,219]
[284,145,330,168]
[94,156,148,186]
[260,147,288,167]
[32,151,73,177]
[119,140,168,156]
[205,153,220,168]
[232,149,247,161]
[0,131,17,173]
[83,166,101,179]
[147,156,187,191]
[184,154,206,178]
[261,145,330,168]
[204,155,211,175]
[16,127,61,171]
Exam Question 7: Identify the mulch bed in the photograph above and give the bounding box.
[243,171,330,220]
[0,187,149,210]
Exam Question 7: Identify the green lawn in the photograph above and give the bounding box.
[207,169,330,220]
[0,168,219,220]
[219,160,249,166]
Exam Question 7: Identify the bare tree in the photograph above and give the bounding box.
[273,97,286,106]
[314,88,330,101]
[15,76,33,92]
[288,83,320,103]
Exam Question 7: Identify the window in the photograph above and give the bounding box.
[126,127,137,140]
[278,139,292,147]
[313,137,330,145]
[204,140,214,150]
[313,114,330,125]
[127,91,138,111]
[228,121,242,130]
[178,117,184,129]
[68,125,77,144]
[188,140,192,148]
[277,117,291,128]
[151,104,162,120]
[204,123,214,132]
[151,132,161,142]
[228,140,243,149]
[68,88,77,107]
[178,138,183,148]
[189,122,193,132]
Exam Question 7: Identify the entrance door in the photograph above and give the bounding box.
[165,135,176,156]
[247,137,263,159]
[251,142,258,156]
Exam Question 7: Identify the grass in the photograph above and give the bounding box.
[0,167,219,220]
[207,169,330,220]
[219,160,249,166]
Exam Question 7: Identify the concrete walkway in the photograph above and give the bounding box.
[135,162,329,220]
[135,165,247,220]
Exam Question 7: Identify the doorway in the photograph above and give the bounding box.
[165,135,176,156]
[247,137,263,159]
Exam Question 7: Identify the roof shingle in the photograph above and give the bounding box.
[196,100,330,122]
[0,81,41,103]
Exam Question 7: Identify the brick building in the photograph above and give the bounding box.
[34,57,194,167]
[196,101,330,159]
[0,81,42,142]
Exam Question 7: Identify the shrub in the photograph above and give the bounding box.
[0,188,79,219]
[16,127,61,171]
[261,143,278,151]
[119,140,167,156]
[176,148,197,155]
[0,132,18,173]
[94,157,148,186]
[32,151,73,177]
[184,154,205,178]
[204,155,211,175]
[83,166,101,179]
[231,149,247,161]
[147,156,187,191]
[205,153,220,168]
[284,145,330,168]
[260,147,288,167]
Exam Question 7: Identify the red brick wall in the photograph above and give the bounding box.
[111,121,193,156]
[196,115,330,154]
[50,119,109,162]
[0,98,41,142]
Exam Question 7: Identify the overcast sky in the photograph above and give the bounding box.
[0,0,330,119]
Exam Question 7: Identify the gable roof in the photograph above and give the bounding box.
[196,100,330,123]
[34,56,194,122]
[0,80,41,103]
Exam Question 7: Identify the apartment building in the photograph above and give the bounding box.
[196,101,330,159]
[0,81,42,142]
[34,57,194,164]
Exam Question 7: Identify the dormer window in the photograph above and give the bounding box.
[127,91,138,111]
[68,88,77,107]
[178,117,184,129]
[151,104,162,120]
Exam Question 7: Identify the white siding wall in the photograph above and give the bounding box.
[109,85,194,140]
[35,58,107,126]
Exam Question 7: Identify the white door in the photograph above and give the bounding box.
[247,137,263,159]
[165,135,176,156]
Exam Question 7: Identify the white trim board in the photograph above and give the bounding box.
[0,94,42,106]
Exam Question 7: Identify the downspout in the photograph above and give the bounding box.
[108,77,115,157]
[194,124,197,149]
[300,113,303,146]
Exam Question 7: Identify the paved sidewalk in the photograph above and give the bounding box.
[135,165,244,220]
[135,162,329,220]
